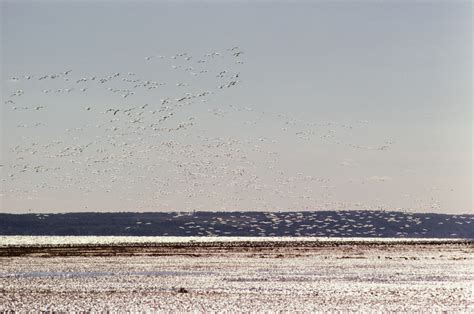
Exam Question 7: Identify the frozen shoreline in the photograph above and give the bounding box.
[1,235,471,247]
[1,236,471,258]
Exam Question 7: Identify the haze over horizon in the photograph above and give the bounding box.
[1,1,472,214]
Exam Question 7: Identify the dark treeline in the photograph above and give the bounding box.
[0,211,472,238]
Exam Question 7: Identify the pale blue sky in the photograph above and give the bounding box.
[1,1,472,213]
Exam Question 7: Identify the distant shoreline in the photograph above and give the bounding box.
[1,211,472,238]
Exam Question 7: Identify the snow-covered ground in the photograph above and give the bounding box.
[0,241,472,312]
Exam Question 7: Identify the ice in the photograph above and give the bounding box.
[0,240,472,311]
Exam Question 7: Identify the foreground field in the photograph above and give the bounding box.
[0,240,472,312]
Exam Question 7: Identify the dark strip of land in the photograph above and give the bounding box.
[0,211,473,238]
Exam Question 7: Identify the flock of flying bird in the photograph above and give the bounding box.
[121,211,471,237]
[1,47,445,214]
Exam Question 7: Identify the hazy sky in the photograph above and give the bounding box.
[1,1,472,214]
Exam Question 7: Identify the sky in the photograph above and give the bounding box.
[0,0,472,214]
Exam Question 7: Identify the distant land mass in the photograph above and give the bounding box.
[0,211,472,238]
